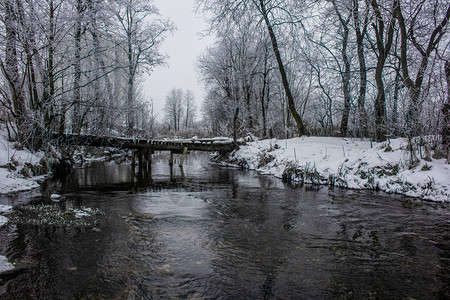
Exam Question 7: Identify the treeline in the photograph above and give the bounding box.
[197,0,450,157]
[0,0,173,150]
[162,88,198,137]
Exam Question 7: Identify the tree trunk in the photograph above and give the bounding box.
[59,70,66,135]
[374,67,387,141]
[352,0,368,138]
[261,70,268,138]
[2,0,27,142]
[245,85,253,130]
[259,0,305,136]
[42,0,56,132]
[88,0,103,133]
[112,48,121,134]
[127,64,135,135]
[233,107,239,143]
[371,0,395,142]
[16,0,39,113]
[392,63,401,136]
[72,0,83,133]
[260,45,269,138]
[332,1,351,137]
[340,33,351,137]
[126,15,135,136]
[442,60,450,157]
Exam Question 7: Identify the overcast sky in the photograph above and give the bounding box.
[142,0,214,120]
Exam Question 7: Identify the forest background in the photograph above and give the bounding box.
[0,0,449,164]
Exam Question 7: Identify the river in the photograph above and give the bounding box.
[0,153,449,299]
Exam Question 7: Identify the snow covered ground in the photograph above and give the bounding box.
[0,204,12,226]
[222,137,450,202]
[0,128,44,194]
[0,255,14,273]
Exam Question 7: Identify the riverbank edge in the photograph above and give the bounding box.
[216,137,450,203]
[0,129,51,195]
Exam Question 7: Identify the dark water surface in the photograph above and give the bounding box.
[0,153,449,299]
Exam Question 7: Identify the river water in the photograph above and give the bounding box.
[0,153,449,299]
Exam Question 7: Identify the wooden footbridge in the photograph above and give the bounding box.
[53,133,238,168]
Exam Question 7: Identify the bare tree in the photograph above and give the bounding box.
[201,89,229,136]
[164,88,184,132]
[0,0,174,152]
[394,0,450,139]
[71,0,85,133]
[331,0,352,137]
[257,0,305,136]
[370,0,396,142]
[199,0,306,136]
[1,0,28,143]
[112,0,173,135]
[184,89,196,130]
[258,37,275,138]
[352,0,370,137]
[197,35,241,141]
[442,60,450,159]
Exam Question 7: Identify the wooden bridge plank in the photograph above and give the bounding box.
[52,133,237,153]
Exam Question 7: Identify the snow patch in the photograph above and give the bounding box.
[0,204,12,213]
[74,207,97,218]
[50,194,62,202]
[0,255,14,272]
[0,215,8,227]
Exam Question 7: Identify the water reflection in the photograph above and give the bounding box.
[0,154,449,299]
[45,155,194,194]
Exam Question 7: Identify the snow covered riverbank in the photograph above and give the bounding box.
[221,137,450,202]
[0,129,46,194]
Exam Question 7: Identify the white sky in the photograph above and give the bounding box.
[142,0,214,121]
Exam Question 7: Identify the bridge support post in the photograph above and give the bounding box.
[169,151,174,166]
[131,150,136,167]
[142,150,148,173]
[179,146,188,167]
[142,149,150,181]
[138,151,143,174]
[146,150,152,170]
